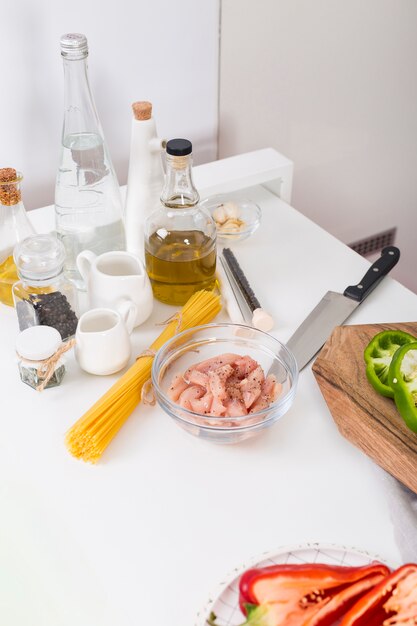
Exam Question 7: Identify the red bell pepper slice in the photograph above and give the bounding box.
[339,563,417,625]
[236,562,390,626]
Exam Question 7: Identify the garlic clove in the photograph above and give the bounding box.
[213,204,227,224]
[223,201,240,219]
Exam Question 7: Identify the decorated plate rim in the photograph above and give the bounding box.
[195,541,392,626]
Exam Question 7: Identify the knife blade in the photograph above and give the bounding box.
[286,246,400,371]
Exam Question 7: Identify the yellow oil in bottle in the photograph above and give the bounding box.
[145,229,216,305]
[0,255,18,306]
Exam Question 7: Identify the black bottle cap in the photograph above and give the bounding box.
[166,138,192,156]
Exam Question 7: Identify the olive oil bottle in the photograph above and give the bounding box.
[144,139,217,306]
[0,169,35,306]
[0,255,18,306]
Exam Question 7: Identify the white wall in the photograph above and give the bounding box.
[1,0,220,210]
[219,0,417,293]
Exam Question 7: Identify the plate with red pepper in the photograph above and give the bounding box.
[198,543,417,626]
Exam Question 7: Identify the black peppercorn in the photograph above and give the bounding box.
[16,291,78,340]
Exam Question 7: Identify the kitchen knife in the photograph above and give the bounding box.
[286,246,400,371]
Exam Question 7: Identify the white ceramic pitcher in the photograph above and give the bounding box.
[76,250,153,327]
[75,305,135,375]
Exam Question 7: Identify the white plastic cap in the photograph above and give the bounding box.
[252,308,274,332]
[16,326,62,360]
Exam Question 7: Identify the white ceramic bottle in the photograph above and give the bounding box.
[125,101,165,260]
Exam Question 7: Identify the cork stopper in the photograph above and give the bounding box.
[132,101,152,121]
[0,168,21,205]
[0,168,18,183]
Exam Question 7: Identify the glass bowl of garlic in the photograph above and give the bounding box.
[201,195,262,242]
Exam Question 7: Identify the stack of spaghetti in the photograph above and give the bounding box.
[66,290,221,463]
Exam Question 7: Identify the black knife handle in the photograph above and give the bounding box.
[343,246,400,302]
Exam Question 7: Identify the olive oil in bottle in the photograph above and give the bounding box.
[0,255,18,306]
[145,229,216,305]
[144,139,217,306]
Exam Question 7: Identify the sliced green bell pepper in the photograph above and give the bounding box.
[388,341,417,433]
[364,330,416,398]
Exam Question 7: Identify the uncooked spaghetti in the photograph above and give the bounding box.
[65,290,221,463]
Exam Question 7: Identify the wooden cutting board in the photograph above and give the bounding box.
[312,322,417,494]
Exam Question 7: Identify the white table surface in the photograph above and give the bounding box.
[1,160,417,626]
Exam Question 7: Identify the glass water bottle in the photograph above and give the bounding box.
[0,168,35,306]
[144,139,217,306]
[55,33,125,290]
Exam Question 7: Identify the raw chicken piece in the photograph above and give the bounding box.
[189,392,213,414]
[210,395,227,417]
[225,398,248,417]
[208,364,234,401]
[249,374,282,413]
[264,374,282,401]
[184,369,209,387]
[249,395,271,413]
[239,365,265,409]
[168,374,189,402]
[187,353,239,375]
[234,355,259,379]
[178,385,206,411]
[183,354,237,393]
[224,372,244,401]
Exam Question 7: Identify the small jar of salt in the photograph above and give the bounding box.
[16,326,72,391]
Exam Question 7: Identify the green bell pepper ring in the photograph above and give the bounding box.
[388,341,417,433]
[364,330,416,398]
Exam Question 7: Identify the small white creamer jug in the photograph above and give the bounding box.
[75,305,135,375]
[76,250,153,328]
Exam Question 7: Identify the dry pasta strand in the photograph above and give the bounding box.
[65,290,221,463]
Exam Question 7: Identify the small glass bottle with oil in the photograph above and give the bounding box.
[0,168,35,306]
[144,139,217,306]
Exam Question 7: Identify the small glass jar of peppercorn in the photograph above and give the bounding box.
[12,234,79,340]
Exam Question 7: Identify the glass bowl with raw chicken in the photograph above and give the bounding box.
[151,323,298,443]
